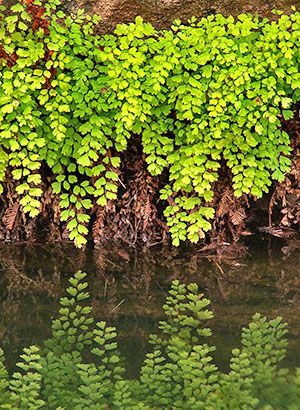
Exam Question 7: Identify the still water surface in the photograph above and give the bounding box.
[0,236,299,376]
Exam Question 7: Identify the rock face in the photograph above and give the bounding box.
[73,0,296,33]
[2,0,296,32]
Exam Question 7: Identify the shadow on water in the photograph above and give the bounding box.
[0,235,299,377]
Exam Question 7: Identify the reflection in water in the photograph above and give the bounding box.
[0,236,299,376]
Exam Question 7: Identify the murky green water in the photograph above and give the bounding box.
[0,236,299,377]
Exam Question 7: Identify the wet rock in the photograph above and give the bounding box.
[73,0,296,33]
[2,0,297,33]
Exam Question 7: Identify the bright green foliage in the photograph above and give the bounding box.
[0,0,114,247]
[102,12,299,246]
[0,272,299,408]
[1,2,300,246]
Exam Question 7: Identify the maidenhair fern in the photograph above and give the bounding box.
[1,1,300,246]
[0,271,299,408]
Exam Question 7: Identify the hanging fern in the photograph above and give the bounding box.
[1,1,300,246]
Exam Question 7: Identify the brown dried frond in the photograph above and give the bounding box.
[2,203,19,231]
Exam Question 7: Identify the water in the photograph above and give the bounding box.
[0,236,299,376]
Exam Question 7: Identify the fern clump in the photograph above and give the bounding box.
[0,1,300,246]
[0,271,299,408]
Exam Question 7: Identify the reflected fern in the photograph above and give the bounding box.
[0,271,299,408]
